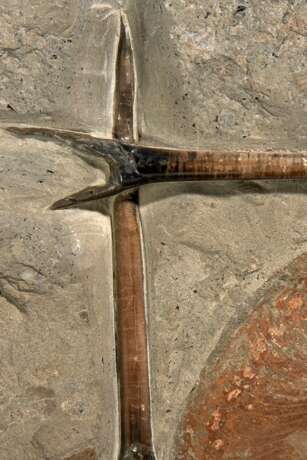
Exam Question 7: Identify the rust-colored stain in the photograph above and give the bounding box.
[176,253,307,459]
[64,447,97,460]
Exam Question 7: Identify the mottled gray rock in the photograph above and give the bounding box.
[0,0,121,135]
[2,0,305,145]
[126,0,307,148]
[0,130,117,460]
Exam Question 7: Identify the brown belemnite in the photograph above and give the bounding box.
[113,195,154,458]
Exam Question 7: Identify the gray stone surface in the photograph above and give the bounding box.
[0,0,121,135]
[0,129,117,460]
[127,0,307,148]
[2,0,306,146]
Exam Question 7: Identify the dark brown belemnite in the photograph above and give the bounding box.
[132,147,307,182]
[111,15,156,460]
[113,17,135,142]
[113,195,155,459]
[6,125,307,208]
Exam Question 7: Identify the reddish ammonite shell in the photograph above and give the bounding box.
[175,253,307,460]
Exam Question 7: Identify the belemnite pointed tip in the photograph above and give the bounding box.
[49,199,75,211]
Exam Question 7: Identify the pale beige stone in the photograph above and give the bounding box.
[126,0,307,148]
[0,0,121,135]
[0,129,117,460]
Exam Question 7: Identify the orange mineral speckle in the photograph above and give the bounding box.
[288,293,304,310]
[212,439,224,450]
[250,333,267,361]
[226,388,242,402]
[208,409,223,432]
[276,289,291,309]
[233,375,243,386]
[242,366,256,380]
[268,324,286,338]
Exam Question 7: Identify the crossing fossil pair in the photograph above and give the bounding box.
[6,14,307,460]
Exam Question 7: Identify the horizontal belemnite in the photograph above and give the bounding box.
[6,126,307,208]
[132,146,307,180]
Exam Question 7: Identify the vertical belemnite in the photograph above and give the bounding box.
[113,194,156,459]
[113,15,135,143]
[112,12,156,460]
